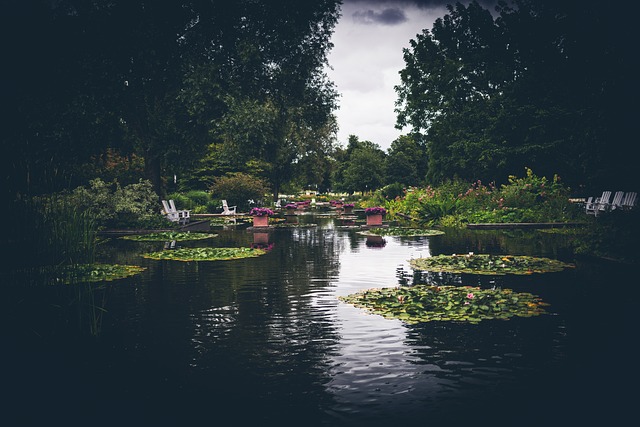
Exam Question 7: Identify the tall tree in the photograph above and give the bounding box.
[385,134,427,187]
[2,0,341,200]
[395,0,639,192]
[200,0,341,201]
[333,135,386,194]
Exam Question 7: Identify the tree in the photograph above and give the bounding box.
[385,134,427,187]
[201,1,341,201]
[394,0,639,192]
[333,135,386,193]
[2,0,341,200]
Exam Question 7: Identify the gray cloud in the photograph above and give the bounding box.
[345,0,499,10]
[352,7,408,25]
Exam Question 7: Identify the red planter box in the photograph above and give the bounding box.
[366,214,383,226]
[252,216,269,227]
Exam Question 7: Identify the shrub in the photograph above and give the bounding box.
[210,173,269,212]
[69,178,162,229]
[185,190,210,207]
[381,182,405,200]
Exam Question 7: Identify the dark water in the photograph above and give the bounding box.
[4,213,636,426]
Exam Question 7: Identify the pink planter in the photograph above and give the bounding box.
[252,216,269,227]
[366,214,383,226]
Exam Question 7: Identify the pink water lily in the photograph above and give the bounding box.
[467,293,474,299]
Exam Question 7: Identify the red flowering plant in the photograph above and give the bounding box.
[343,203,355,208]
[250,207,274,217]
[365,207,386,216]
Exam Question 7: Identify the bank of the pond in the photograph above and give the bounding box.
[467,222,586,229]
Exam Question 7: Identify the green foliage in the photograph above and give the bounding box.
[410,253,574,275]
[417,196,460,226]
[185,190,210,207]
[394,0,637,191]
[358,227,445,237]
[573,210,640,264]
[7,196,98,273]
[380,182,406,200]
[68,178,163,229]
[167,190,212,212]
[333,136,387,194]
[209,173,269,211]
[339,285,549,324]
[142,247,267,261]
[5,0,341,199]
[394,169,581,226]
[385,134,426,186]
[56,264,146,284]
[121,232,217,241]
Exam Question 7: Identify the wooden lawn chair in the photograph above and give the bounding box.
[162,200,180,222]
[221,200,237,215]
[586,191,612,216]
[609,191,625,210]
[621,192,637,210]
[169,199,190,224]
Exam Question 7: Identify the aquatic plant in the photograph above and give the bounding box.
[339,284,549,324]
[409,253,573,275]
[359,227,445,237]
[142,247,267,261]
[56,263,146,284]
[121,232,217,241]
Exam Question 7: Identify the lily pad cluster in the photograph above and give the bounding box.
[272,223,317,228]
[339,285,549,324]
[410,253,573,275]
[142,247,267,261]
[359,227,445,237]
[57,263,146,284]
[121,232,217,241]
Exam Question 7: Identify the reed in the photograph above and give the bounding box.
[9,195,97,276]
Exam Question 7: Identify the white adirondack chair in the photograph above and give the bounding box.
[169,199,190,224]
[221,200,237,215]
[609,191,625,210]
[585,191,612,216]
[162,200,181,223]
[621,192,637,210]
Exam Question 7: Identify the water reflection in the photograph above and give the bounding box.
[365,235,386,248]
[4,214,633,425]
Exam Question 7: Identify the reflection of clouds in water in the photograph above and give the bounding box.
[327,231,568,421]
[327,233,441,417]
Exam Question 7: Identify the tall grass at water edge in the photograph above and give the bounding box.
[4,196,104,336]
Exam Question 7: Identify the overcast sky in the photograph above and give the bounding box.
[326,0,496,151]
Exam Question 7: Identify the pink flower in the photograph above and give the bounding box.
[467,293,474,299]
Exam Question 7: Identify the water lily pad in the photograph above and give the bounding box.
[57,263,146,284]
[121,232,217,241]
[339,285,549,324]
[272,223,318,228]
[142,247,267,261]
[409,253,573,275]
[359,227,445,237]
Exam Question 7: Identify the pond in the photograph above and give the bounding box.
[4,212,635,426]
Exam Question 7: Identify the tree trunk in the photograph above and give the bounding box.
[144,152,165,200]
